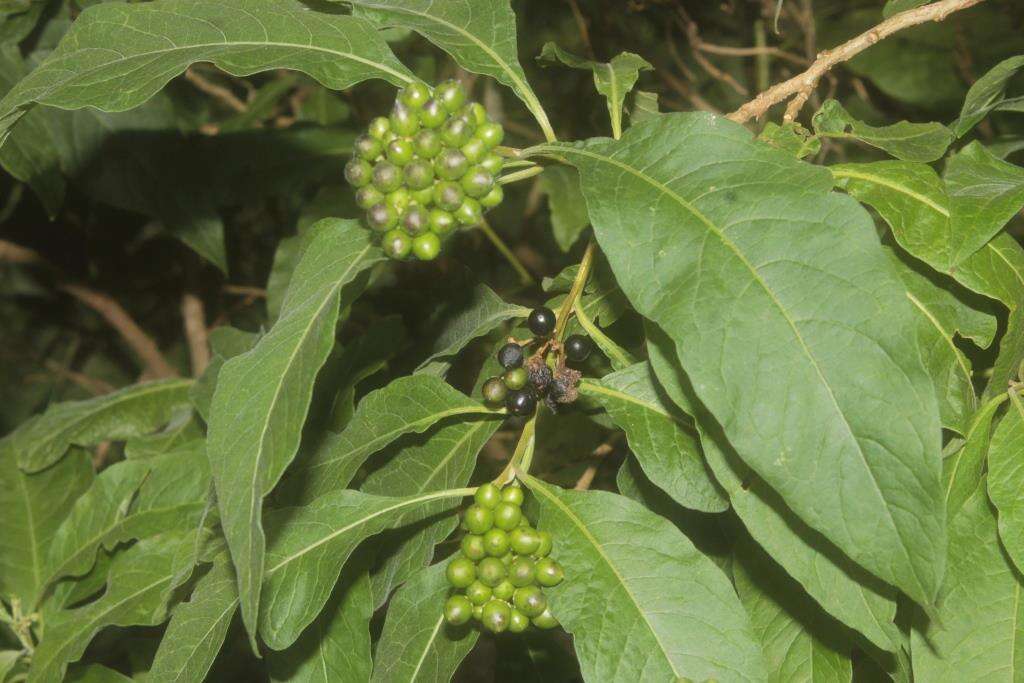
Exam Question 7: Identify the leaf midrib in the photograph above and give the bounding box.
[905,291,974,391]
[580,380,678,423]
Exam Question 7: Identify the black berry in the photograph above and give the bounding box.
[564,334,592,362]
[528,307,556,336]
[497,343,524,369]
[506,389,536,416]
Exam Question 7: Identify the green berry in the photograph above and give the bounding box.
[414,129,443,159]
[479,185,504,208]
[412,187,435,205]
[481,598,511,633]
[419,99,447,128]
[494,580,516,601]
[463,102,487,126]
[446,557,476,588]
[493,502,522,531]
[412,233,441,261]
[381,229,412,259]
[476,122,505,149]
[429,209,457,236]
[461,534,487,561]
[481,377,508,405]
[535,558,564,587]
[480,153,504,175]
[366,203,398,232]
[475,483,502,509]
[372,161,402,192]
[368,116,391,139]
[461,137,488,164]
[442,116,476,147]
[463,505,493,534]
[508,609,530,633]
[354,134,383,161]
[531,606,559,630]
[444,595,473,625]
[473,605,484,620]
[400,82,431,110]
[344,158,372,187]
[509,557,536,587]
[503,367,528,391]
[460,166,494,198]
[513,585,547,618]
[466,580,492,606]
[500,552,515,567]
[390,101,420,136]
[403,205,430,236]
[477,557,506,587]
[386,138,415,166]
[435,149,469,181]
[510,527,541,555]
[483,528,510,557]
[403,159,435,190]
[535,531,553,558]
[436,79,467,113]
[384,187,411,215]
[433,181,465,211]
[355,186,384,210]
[501,485,524,506]
[455,197,483,225]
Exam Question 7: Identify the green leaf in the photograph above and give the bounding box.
[6,378,192,473]
[629,90,660,126]
[910,483,1024,681]
[733,536,853,682]
[124,414,202,460]
[0,448,91,606]
[259,487,473,650]
[519,474,764,681]
[190,327,260,423]
[207,218,383,649]
[538,166,589,253]
[0,0,414,144]
[370,562,479,683]
[758,121,821,160]
[0,651,21,682]
[533,112,946,609]
[579,363,727,513]
[537,43,651,138]
[281,375,498,504]
[812,99,953,162]
[148,559,238,683]
[986,391,1024,575]
[953,55,1024,137]
[943,396,1003,522]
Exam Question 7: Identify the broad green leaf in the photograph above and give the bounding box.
[370,562,479,683]
[28,533,195,683]
[259,487,473,650]
[189,327,260,422]
[579,363,727,513]
[207,218,383,648]
[953,56,1024,137]
[812,99,952,162]
[758,121,821,160]
[986,391,1024,574]
[538,166,589,253]
[538,43,651,138]
[533,112,946,609]
[123,414,201,459]
[148,559,238,683]
[520,475,764,681]
[943,395,1003,521]
[630,90,660,126]
[280,375,498,504]
[0,0,414,143]
[64,664,132,683]
[6,378,191,472]
[0,651,21,682]
[945,143,1024,264]
[346,0,553,140]
[645,323,901,653]
[910,483,1024,682]
[0,447,92,606]
[733,536,853,682]
[364,417,501,607]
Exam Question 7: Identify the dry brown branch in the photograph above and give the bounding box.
[728,0,987,123]
[658,71,722,114]
[222,284,267,298]
[62,284,178,379]
[566,0,595,59]
[573,441,617,491]
[181,291,210,377]
[674,10,749,97]
[697,42,809,67]
[0,239,42,264]
[184,67,248,113]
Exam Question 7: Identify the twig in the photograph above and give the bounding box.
[728,0,987,123]
[0,238,42,264]
[566,0,595,59]
[573,440,618,491]
[675,9,749,97]
[181,291,210,377]
[61,284,178,379]
[42,361,114,396]
[554,240,595,342]
[222,284,267,298]
[476,217,536,286]
[183,68,248,113]
[696,42,808,67]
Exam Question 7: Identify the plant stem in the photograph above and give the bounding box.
[498,165,544,185]
[495,414,536,485]
[573,298,632,368]
[476,218,535,286]
[554,240,596,342]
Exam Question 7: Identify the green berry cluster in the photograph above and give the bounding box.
[344,79,506,261]
[443,483,564,634]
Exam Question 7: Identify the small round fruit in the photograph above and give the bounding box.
[564,334,592,362]
[531,606,559,630]
[442,116,475,147]
[403,159,435,190]
[479,185,504,209]
[461,166,494,198]
[477,557,506,587]
[483,528,510,557]
[435,149,469,181]
[368,116,391,139]
[463,505,494,534]
[403,205,430,236]
[429,209,457,236]
[381,229,412,259]
[509,557,536,587]
[389,101,420,136]
[433,181,464,211]
[475,483,502,509]
[509,526,541,555]
[497,343,524,369]
[501,485,524,506]
[508,609,530,633]
[435,79,467,112]
[386,138,415,166]
[482,377,508,406]
[513,585,547,618]
[446,557,476,588]
[503,367,528,391]
[366,203,398,232]
[419,98,447,128]
[354,134,383,161]
[506,389,536,416]
[455,198,482,226]
[473,605,484,620]
[460,534,487,561]
[535,531,553,558]
[481,599,511,633]
[412,187,435,205]
[466,581,492,606]
[480,153,504,175]
[385,187,411,215]
[444,595,473,625]
[535,558,565,587]
[493,502,522,530]
[412,233,441,261]
[463,102,487,126]
[372,161,402,192]
[493,580,515,601]
[461,137,488,164]
[500,552,515,567]
[527,307,556,336]
[400,82,431,110]
[355,186,384,210]
[476,122,505,148]
[414,129,443,159]
[344,158,372,187]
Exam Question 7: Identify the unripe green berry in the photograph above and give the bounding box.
[493,580,515,601]
[463,102,488,126]
[384,187,411,216]
[442,116,476,147]
[477,557,506,587]
[429,209,457,236]
[463,505,493,534]
[480,153,504,175]
[531,606,559,630]
[400,82,431,110]
[372,161,402,192]
[344,158,372,188]
[481,598,511,633]
[466,580,492,606]
[419,98,447,128]
[381,229,412,259]
[513,585,547,618]
[493,502,522,531]
[500,552,515,567]
[483,528,510,557]
[475,483,502,509]
[444,595,473,625]
[412,187,435,205]
[503,367,528,391]
[455,197,483,226]
[446,557,476,588]
[461,138,488,164]
[535,558,564,587]
[403,205,430,237]
[403,159,435,190]
[368,116,391,139]
[476,122,505,149]
[508,608,530,633]
[435,149,469,181]
[436,79,467,113]
[509,556,536,587]
[433,181,465,211]
[481,377,508,405]
[355,186,384,210]
[386,138,415,166]
[390,101,420,136]
[412,232,441,261]
[509,527,541,555]
[354,134,383,161]
[460,534,487,561]
[460,166,494,198]
[535,531,553,558]
[414,129,443,159]
[501,485,524,506]
[473,605,484,620]
[366,203,398,232]
[479,184,504,209]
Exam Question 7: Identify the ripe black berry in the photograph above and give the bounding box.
[506,389,536,416]
[527,307,556,336]
[564,334,592,362]
[497,343,524,369]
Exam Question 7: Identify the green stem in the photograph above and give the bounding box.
[573,298,632,368]
[495,414,536,485]
[522,94,557,143]
[476,218,535,286]
[554,240,596,342]
[498,165,545,185]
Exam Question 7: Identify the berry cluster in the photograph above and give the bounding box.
[444,483,564,633]
[482,307,592,415]
[344,80,506,261]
